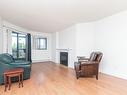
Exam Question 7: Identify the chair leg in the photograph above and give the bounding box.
[76,71,79,79]
[75,72,78,79]
[96,74,98,80]
[76,75,79,79]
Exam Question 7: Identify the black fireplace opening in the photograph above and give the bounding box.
[60,52,68,66]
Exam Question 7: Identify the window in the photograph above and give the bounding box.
[12,32,26,59]
[36,38,47,50]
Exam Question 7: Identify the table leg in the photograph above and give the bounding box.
[21,73,23,87]
[19,74,21,88]
[4,75,7,92]
[8,77,11,90]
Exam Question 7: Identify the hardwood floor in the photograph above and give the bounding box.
[0,62,127,95]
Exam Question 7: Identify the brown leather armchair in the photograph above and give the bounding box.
[74,52,103,80]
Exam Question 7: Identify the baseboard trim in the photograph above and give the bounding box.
[100,72,127,81]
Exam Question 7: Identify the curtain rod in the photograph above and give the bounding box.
[2,25,27,34]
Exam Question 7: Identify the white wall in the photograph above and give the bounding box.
[95,11,127,80]
[52,10,127,80]
[75,11,127,80]
[2,21,29,53]
[76,23,95,57]
[30,31,52,62]
[54,24,96,68]
[57,25,77,68]
[51,32,59,63]
[0,19,52,63]
[59,26,76,50]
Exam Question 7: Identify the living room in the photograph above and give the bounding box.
[0,0,127,95]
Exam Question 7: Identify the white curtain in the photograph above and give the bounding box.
[2,27,12,54]
[32,35,41,50]
[0,27,2,53]
[32,36,37,50]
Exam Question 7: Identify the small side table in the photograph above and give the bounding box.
[4,68,24,92]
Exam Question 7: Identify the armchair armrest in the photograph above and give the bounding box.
[9,63,31,68]
[10,61,31,65]
[77,56,89,62]
[13,64,30,67]
[0,61,30,74]
[77,56,86,58]
[77,56,89,59]
[81,61,99,66]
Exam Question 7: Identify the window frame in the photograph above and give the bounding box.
[12,32,26,60]
[37,38,47,50]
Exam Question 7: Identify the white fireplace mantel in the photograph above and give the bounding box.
[55,48,74,68]
[56,48,72,51]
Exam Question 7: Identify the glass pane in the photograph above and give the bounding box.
[36,38,47,50]
[37,38,40,49]
[12,35,17,59]
[19,37,26,49]
[40,38,46,49]
[18,49,26,58]
[12,32,26,59]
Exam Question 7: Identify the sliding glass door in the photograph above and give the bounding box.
[12,32,26,60]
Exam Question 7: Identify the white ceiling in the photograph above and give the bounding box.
[0,0,127,32]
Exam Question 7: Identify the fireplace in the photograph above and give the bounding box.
[60,52,68,66]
